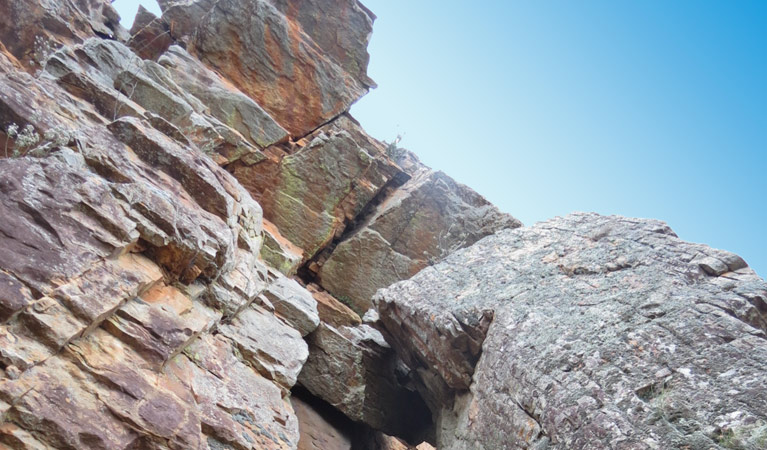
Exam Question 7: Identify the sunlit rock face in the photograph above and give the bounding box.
[376,213,767,449]
[160,0,376,137]
[2,1,762,450]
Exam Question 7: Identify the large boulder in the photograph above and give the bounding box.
[376,212,767,449]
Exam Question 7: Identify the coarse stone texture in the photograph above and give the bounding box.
[162,0,375,137]
[0,12,315,446]
[231,114,404,262]
[158,45,289,149]
[320,169,522,314]
[0,0,128,69]
[263,274,320,337]
[2,0,764,448]
[128,6,174,60]
[298,323,433,443]
[292,394,354,450]
[376,212,767,449]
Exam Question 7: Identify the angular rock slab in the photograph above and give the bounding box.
[232,115,403,261]
[167,0,376,136]
[158,45,288,149]
[376,212,767,449]
[0,0,127,68]
[263,274,320,337]
[321,169,521,314]
[218,304,309,391]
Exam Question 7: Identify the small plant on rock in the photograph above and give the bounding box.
[32,35,57,75]
[384,134,406,161]
[4,122,76,158]
[4,123,40,157]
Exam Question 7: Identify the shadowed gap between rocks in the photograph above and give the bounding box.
[291,385,434,449]
[297,164,411,285]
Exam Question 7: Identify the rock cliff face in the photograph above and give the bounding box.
[0,1,764,449]
[376,213,767,449]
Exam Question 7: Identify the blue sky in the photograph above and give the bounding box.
[114,1,766,278]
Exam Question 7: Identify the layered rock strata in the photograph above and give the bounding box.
[0,0,518,448]
[2,0,763,449]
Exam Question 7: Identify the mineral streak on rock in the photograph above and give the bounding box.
[0,0,762,449]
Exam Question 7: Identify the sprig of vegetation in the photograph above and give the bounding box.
[4,122,76,158]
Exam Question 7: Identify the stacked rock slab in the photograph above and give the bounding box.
[376,213,767,449]
[0,51,311,450]
[5,0,761,449]
[0,0,521,448]
[0,0,128,67]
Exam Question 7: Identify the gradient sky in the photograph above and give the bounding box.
[114,1,766,278]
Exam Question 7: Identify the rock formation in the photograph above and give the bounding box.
[376,213,767,449]
[0,1,764,449]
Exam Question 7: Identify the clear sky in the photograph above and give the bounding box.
[114,1,766,278]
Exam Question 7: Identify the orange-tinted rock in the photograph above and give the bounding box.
[260,221,304,276]
[0,423,50,449]
[0,1,529,448]
[293,395,354,449]
[164,0,375,136]
[103,283,220,367]
[307,284,362,328]
[168,333,300,448]
[232,115,404,260]
[158,45,289,149]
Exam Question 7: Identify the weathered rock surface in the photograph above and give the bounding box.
[319,168,522,314]
[158,45,289,149]
[231,114,405,261]
[0,0,127,68]
[161,0,375,137]
[376,213,767,449]
[3,0,762,449]
[128,6,174,60]
[263,274,321,337]
[0,6,318,445]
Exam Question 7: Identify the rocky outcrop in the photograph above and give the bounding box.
[0,0,128,68]
[160,0,376,137]
[376,213,767,449]
[230,114,405,262]
[0,0,518,448]
[0,16,335,444]
[3,0,761,449]
[317,167,522,314]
